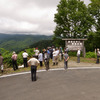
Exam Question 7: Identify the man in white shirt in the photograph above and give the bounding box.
[52,49,56,65]
[28,55,39,81]
[34,48,39,59]
[77,48,81,63]
[38,51,43,67]
[22,50,28,67]
[52,48,59,65]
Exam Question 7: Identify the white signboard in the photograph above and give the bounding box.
[66,40,83,51]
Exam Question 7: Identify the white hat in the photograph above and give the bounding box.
[13,51,16,54]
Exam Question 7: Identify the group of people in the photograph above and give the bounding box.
[29,47,69,81]
[10,46,70,81]
[1,47,100,82]
[0,46,80,81]
[34,47,64,71]
[11,50,28,71]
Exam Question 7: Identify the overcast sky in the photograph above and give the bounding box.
[0,0,91,35]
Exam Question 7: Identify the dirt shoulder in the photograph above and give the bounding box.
[0,57,100,76]
[50,59,100,69]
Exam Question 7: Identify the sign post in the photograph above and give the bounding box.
[62,38,87,57]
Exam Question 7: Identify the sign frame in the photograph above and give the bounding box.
[62,38,87,57]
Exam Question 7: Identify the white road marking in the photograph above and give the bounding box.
[0,67,100,78]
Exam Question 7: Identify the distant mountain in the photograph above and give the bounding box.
[29,40,54,50]
[0,33,53,52]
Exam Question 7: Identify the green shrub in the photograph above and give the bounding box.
[68,51,77,56]
[86,52,96,58]
[68,51,82,57]
[3,53,12,67]
[0,48,36,68]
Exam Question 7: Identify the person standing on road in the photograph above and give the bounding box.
[59,47,63,61]
[11,51,18,71]
[64,51,69,70]
[0,53,3,73]
[96,48,100,64]
[52,49,56,66]
[77,48,81,63]
[38,51,43,67]
[66,47,69,54]
[22,50,28,67]
[55,47,59,65]
[49,47,53,59]
[34,48,39,59]
[44,50,50,71]
[28,55,39,81]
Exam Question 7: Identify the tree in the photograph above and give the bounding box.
[88,0,100,49]
[53,0,94,40]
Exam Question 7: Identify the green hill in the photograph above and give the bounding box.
[29,40,54,50]
[0,33,52,52]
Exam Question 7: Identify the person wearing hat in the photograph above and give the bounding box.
[28,55,40,81]
[0,53,3,73]
[34,48,39,59]
[11,51,18,71]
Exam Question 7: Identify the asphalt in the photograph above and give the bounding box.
[0,68,100,100]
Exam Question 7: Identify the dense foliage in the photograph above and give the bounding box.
[85,51,96,58]
[54,0,93,38]
[87,0,100,50]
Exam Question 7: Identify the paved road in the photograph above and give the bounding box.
[0,68,100,100]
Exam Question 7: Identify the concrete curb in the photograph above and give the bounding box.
[0,67,100,78]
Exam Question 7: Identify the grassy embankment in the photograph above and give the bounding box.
[0,57,98,76]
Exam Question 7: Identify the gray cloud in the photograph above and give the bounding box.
[0,0,90,35]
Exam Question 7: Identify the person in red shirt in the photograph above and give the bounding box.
[11,51,18,71]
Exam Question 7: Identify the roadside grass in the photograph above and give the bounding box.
[0,57,98,76]
[0,65,46,76]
